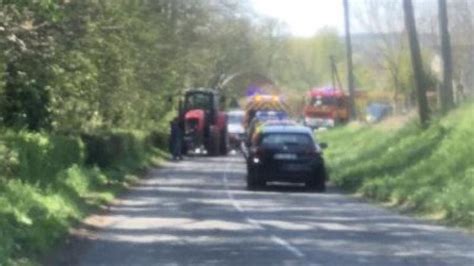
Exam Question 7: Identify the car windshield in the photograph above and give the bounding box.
[257,110,287,118]
[311,97,338,106]
[261,133,313,147]
[186,93,212,111]
[228,113,243,124]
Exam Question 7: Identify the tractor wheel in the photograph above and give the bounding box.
[207,127,220,156]
[220,129,228,155]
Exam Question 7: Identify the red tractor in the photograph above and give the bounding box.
[178,88,228,156]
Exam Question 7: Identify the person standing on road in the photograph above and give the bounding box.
[169,117,183,161]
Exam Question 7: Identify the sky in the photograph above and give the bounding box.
[250,0,346,37]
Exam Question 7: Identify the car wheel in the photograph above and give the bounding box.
[307,167,327,192]
[306,179,325,192]
[247,166,264,190]
[305,179,317,191]
[315,178,326,192]
[246,166,256,190]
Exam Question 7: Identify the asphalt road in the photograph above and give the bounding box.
[73,155,474,266]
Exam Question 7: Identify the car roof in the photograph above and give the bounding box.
[262,119,297,126]
[227,110,244,115]
[260,124,313,135]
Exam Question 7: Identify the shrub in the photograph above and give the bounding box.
[0,129,166,264]
[1,132,84,186]
[81,130,160,168]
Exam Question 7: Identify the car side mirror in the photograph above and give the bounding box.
[319,142,328,149]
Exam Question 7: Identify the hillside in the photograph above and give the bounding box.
[319,103,474,229]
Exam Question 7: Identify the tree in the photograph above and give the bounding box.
[0,0,282,132]
[343,0,357,119]
[354,0,410,112]
[438,0,454,112]
[403,0,430,127]
[448,0,474,98]
[277,28,344,91]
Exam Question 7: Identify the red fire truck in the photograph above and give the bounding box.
[303,87,349,128]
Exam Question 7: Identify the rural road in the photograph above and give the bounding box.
[67,155,473,266]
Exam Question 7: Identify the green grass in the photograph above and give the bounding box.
[319,103,474,229]
[0,130,167,265]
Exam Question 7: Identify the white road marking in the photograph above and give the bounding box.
[223,162,306,259]
[246,218,264,229]
[223,172,244,212]
[270,235,306,258]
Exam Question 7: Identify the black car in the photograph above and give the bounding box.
[246,124,328,191]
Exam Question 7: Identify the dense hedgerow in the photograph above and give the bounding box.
[0,130,166,265]
[319,102,474,228]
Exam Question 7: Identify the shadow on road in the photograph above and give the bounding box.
[48,155,474,266]
[250,182,344,194]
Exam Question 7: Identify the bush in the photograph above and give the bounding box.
[0,129,166,264]
[81,130,162,168]
[1,132,84,186]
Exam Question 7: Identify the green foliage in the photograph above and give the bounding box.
[1,132,84,186]
[0,130,166,264]
[319,103,474,228]
[1,2,269,263]
[81,130,160,169]
[0,0,278,131]
[277,28,345,90]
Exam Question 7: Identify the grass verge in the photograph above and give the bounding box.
[319,103,474,229]
[0,130,167,265]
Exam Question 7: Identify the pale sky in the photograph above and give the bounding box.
[250,0,346,37]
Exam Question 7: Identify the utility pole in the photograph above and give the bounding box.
[438,0,454,113]
[343,0,357,119]
[403,0,430,127]
[330,55,343,90]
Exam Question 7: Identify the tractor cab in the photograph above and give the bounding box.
[182,90,219,121]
